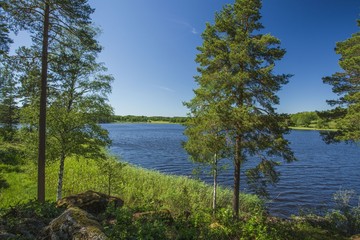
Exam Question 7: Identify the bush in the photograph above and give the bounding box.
[0,200,63,238]
[0,142,24,166]
[326,189,360,236]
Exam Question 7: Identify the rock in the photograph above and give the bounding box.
[0,232,17,240]
[41,207,107,240]
[57,190,124,215]
[351,234,360,240]
[132,209,173,225]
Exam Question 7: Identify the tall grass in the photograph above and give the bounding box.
[1,156,352,239]
[0,156,262,216]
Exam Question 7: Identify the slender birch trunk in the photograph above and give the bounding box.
[56,153,65,201]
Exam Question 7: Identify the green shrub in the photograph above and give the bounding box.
[325,189,360,236]
[0,142,24,166]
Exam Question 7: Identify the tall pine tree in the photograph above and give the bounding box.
[186,0,295,217]
[322,20,360,142]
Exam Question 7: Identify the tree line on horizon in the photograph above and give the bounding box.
[0,0,359,220]
[112,115,187,123]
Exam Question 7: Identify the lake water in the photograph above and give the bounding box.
[103,123,360,218]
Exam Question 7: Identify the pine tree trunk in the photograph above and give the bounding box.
[56,153,65,201]
[212,154,218,214]
[232,136,241,218]
[38,2,50,203]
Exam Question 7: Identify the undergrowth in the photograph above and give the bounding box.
[0,152,358,239]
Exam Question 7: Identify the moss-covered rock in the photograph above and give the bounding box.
[57,190,124,216]
[41,207,107,240]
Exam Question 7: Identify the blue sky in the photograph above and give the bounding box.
[11,0,360,117]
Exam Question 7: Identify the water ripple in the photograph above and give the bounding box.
[102,124,360,218]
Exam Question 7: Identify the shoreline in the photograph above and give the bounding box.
[289,126,337,131]
[107,122,338,131]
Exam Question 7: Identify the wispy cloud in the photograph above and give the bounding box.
[157,86,175,93]
[171,19,198,35]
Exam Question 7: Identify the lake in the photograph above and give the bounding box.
[103,123,360,218]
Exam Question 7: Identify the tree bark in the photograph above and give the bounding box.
[212,154,218,215]
[108,172,111,196]
[57,153,65,201]
[232,136,241,218]
[38,1,50,203]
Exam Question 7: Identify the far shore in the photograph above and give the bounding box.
[109,121,338,131]
[289,126,337,131]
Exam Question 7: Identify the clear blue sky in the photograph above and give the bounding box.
[11,0,359,117]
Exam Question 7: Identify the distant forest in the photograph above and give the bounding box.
[109,111,338,129]
[109,111,336,129]
[0,105,337,128]
[112,115,188,124]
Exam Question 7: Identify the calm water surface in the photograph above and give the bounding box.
[103,123,360,218]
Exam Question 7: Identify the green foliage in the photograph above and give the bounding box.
[325,189,360,236]
[0,5,12,56]
[97,155,126,196]
[0,200,62,221]
[290,111,320,128]
[322,19,360,142]
[0,169,36,207]
[0,56,19,142]
[0,200,63,239]
[104,206,170,239]
[0,141,24,166]
[0,141,24,192]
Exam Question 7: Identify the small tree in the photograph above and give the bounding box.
[98,156,126,196]
[322,20,360,143]
[184,110,230,212]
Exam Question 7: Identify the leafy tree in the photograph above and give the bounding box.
[186,0,295,217]
[18,29,113,200]
[3,0,99,202]
[322,20,360,142]
[289,111,320,127]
